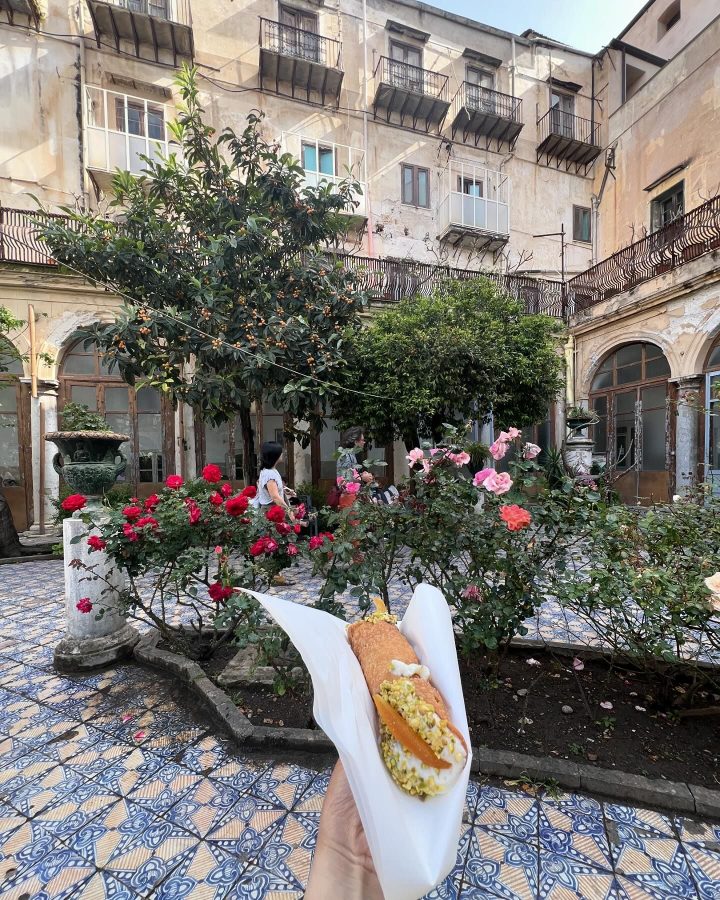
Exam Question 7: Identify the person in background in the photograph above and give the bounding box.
[336,427,374,510]
[252,441,295,520]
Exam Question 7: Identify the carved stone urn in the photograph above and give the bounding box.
[45,430,130,503]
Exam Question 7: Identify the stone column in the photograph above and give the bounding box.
[672,375,703,493]
[25,380,59,533]
[55,507,139,672]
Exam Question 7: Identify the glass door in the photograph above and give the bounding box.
[551,90,574,139]
[706,371,720,494]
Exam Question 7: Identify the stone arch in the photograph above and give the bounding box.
[39,308,118,381]
[685,313,720,376]
[579,330,680,401]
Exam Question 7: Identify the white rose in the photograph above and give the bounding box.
[704,573,720,596]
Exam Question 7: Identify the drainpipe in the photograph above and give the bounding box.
[564,334,575,408]
[590,194,599,264]
[510,37,516,98]
[362,0,374,256]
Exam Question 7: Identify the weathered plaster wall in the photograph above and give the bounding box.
[620,0,717,59]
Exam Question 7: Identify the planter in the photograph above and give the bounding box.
[566,416,595,431]
[45,430,130,498]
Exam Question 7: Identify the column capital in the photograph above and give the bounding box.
[669,374,703,388]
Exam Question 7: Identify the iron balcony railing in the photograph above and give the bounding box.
[101,0,191,28]
[374,56,449,101]
[260,18,341,69]
[567,195,720,313]
[452,83,521,122]
[537,108,599,147]
[0,208,84,266]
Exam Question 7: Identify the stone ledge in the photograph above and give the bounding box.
[134,630,720,817]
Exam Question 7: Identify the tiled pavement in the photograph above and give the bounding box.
[1,561,720,899]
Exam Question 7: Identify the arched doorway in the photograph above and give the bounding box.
[58,339,175,496]
[704,337,720,492]
[0,341,31,530]
[590,341,671,503]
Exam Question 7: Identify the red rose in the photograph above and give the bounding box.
[202,464,223,483]
[123,505,142,520]
[225,495,249,516]
[294,503,306,520]
[275,522,292,536]
[499,504,532,532]
[293,524,301,534]
[209,491,223,506]
[76,597,93,613]
[208,581,233,602]
[144,494,160,511]
[187,503,202,525]
[241,485,257,499]
[87,535,107,552]
[308,535,324,551]
[221,483,233,497]
[122,522,138,542]
[287,544,298,557]
[249,538,267,557]
[135,516,158,530]
[320,532,335,542]
[265,538,279,553]
[166,475,184,489]
[61,494,86,513]
[265,505,285,524]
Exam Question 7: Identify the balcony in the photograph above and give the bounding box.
[450,83,523,151]
[282,134,366,223]
[259,18,343,106]
[536,108,601,174]
[85,86,172,190]
[85,0,193,64]
[1,0,40,24]
[372,57,450,133]
[437,163,510,249]
[567,195,720,314]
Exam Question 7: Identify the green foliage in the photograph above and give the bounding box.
[332,278,564,448]
[553,486,720,701]
[38,65,368,472]
[60,402,109,432]
[0,307,24,374]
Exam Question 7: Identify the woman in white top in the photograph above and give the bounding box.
[252,441,295,518]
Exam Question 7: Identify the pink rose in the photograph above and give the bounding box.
[507,427,522,440]
[489,440,509,462]
[406,448,424,466]
[448,451,470,467]
[345,481,361,494]
[473,467,494,487]
[523,442,541,460]
[336,476,346,488]
[287,544,298,557]
[484,471,513,495]
[429,448,442,457]
[461,584,481,600]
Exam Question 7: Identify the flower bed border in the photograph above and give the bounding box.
[134,630,720,818]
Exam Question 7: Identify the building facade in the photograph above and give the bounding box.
[0,0,719,529]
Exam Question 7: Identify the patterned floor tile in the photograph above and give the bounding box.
[474,785,538,843]
[0,750,58,801]
[250,763,315,810]
[290,768,329,816]
[176,735,232,776]
[682,844,720,900]
[152,841,245,900]
[74,743,165,794]
[0,819,57,885]
[611,837,696,899]
[538,793,612,869]
[68,869,140,900]
[126,762,203,816]
[209,754,270,793]
[604,804,676,840]
[463,826,538,899]
[163,776,242,837]
[31,779,119,840]
[254,811,317,886]
[1,846,96,900]
[539,850,617,898]
[675,816,720,847]
[4,763,89,818]
[421,874,463,898]
[225,863,304,899]
[205,794,287,863]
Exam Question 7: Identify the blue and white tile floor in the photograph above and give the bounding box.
[0,559,719,899]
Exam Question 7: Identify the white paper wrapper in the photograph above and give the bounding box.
[246,584,472,900]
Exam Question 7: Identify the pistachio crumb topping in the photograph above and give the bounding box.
[379,679,464,765]
[365,610,398,625]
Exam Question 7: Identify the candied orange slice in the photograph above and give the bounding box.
[373,694,451,770]
[372,596,387,615]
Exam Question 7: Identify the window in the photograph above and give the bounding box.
[113,98,165,140]
[279,5,319,61]
[550,90,574,138]
[459,176,483,197]
[466,66,495,112]
[401,164,429,208]
[389,41,423,92]
[573,206,591,243]
[651,182,684,232]
[301,141,335,176]
[390,40,422,68]
[624,63,645,101]
[466,66,493,89]
[658,0,681,36]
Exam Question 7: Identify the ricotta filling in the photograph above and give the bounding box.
[389,659,430,680]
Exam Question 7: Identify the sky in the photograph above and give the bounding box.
[429,0,650,54]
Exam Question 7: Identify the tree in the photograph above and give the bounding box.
[39,65,367,482]
[0,308,26,557]
[332,278,565,449]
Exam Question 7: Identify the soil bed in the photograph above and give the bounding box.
[197,642,720,788]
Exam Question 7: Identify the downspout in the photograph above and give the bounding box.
[564,335,575,409]
[76,0,89,205]
[362,0,374,256]
[510,37,516,99]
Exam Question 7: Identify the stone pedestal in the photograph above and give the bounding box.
[672,375,703,493]
[563,435,594,476]
[55,509,139,672]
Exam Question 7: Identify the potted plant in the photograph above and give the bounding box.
[566,405,597,431]
[45,402,130,503]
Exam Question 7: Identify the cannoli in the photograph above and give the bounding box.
[347,598,468,798]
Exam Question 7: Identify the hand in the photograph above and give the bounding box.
[305,761,383,900]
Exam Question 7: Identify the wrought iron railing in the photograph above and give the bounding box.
[100,0,192,28]
[537,108,599,147]
[260,18,341,69]
[0,207,84,266]
[374,56,449,101]
[567,195,720,313]
[452,83,521,122]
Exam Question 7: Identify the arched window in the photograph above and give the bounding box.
[704,336,720,486]
[0,339,31,529]
[590,342,671,501]
[59,339,174,492]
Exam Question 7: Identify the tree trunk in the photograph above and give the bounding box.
[0,492,25,558]
[239,404,256,486]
